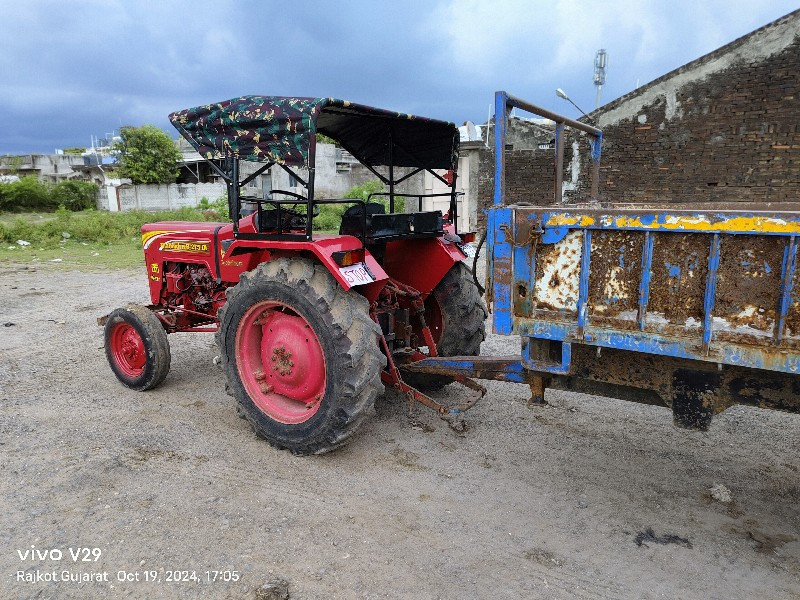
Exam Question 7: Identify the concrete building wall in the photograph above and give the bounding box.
[0,154,85,182]
[116,182,226,211]
[312,143,425,202]
[477,9,800,228]
[220,142,424,202]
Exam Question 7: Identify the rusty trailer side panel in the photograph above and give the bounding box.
[494,206,800,376]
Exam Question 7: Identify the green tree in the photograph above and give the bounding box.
[115,125,181,184]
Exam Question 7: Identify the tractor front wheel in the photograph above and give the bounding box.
[216,258,385,455]
[104,304,171,391]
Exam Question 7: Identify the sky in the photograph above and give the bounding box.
[1,0,797,154]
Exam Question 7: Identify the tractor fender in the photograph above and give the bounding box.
[224,236,389,302]
[382,234,466,296]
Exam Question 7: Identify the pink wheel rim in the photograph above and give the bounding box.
[235,301,327,424]
[110,322,146,378]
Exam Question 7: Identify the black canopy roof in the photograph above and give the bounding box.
[169,96,459,170]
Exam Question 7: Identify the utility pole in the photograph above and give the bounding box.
[594,49,608,110]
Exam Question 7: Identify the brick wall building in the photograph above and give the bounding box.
[478,8,800,228]
[475,118,558,228]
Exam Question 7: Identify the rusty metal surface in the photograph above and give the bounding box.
[402,345,800,426]
[715,235,782,335]
[588,230,642,329]
[533,230,583,314]
[487,92,800,415]
[499,204,800,375]
[511,211,540,318]
[648,232,708,325]
[789,258,800,337]
[564,344,800,416]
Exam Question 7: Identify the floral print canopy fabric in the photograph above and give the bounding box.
[169,96,459,170]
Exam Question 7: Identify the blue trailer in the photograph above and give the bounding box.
[405,91,800,429]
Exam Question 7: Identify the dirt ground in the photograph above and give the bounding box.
[1,260,798,600]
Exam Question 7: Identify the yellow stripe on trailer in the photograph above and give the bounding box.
[543,212,800,234]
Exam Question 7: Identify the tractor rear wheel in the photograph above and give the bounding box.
[216,257,385,455]
[104,304,171,391]
[404,262,487,390]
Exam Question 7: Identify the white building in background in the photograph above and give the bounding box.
[0,153,86,183]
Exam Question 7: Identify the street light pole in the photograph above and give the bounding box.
[555,88,592,121]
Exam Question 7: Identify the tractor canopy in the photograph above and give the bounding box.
[169,96,459,170]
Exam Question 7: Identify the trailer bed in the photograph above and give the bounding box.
[489,203,800,375]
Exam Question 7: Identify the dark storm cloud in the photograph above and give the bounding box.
[0,0,797,153]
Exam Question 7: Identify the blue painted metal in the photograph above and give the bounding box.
[503,207,800,375]
[518,320,577,340]
[512,225,536,318]
[541,226,570,244]
[637,231,653,331]
[519,319,799,374]
[404,356,529,383]
[590,134,603,163]
[493,91,507,208]
[702,233,721,355]
[775,236,798,343]
[521,337,573,374]
[491,207,514,335]
[589,133,602,201]
[576,229,591,339]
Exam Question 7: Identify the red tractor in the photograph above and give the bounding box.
[102,96,487,454]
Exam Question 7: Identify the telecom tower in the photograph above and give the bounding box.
[594,49,608,110]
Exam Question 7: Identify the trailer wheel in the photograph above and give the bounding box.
[104,304,171,391]
[405,262,487,390]
[217,257,385,455]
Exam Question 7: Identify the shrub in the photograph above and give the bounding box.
[344,180,405,212]
[343,180,385,201]
[2,176,56,211]
[311,180,411,231]
[51,181,99,211]
[313,203,348,231]
[0,178,98,212]
[197,196,230,220]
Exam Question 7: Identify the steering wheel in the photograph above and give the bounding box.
[268,190,320,216]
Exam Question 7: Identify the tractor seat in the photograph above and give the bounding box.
[339,202,443,243]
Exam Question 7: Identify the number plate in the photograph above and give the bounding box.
[457,243,477,259]
[339,263,375,286]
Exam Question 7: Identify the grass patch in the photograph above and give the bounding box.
[0,179,400,270]
[0,240,144,270]
[0,206,224,270]
[0,206,223,247]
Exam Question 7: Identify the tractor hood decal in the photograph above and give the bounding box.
[142,230,211,250]
[156,240,211,254]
